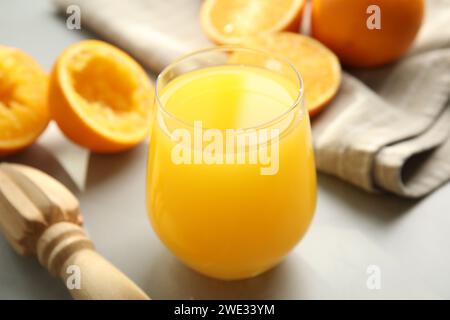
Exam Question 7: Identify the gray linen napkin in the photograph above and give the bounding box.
[53,0,450,197]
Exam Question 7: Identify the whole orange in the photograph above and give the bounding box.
[311,0,425,67]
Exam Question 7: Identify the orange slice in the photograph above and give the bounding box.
[0,46,49,156]
[48,40,154,153]
[237,32,342,116]
[200,0,305,44]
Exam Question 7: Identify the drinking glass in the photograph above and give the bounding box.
[147,47,316,280]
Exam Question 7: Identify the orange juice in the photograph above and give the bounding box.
[147,64,316,280]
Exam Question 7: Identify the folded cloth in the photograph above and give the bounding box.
[53,0,450,197]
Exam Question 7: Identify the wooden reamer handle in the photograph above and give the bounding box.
[37,222,150,300]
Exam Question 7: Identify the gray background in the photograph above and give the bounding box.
[0,0,449,299]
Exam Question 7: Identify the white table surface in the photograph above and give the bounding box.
[1,0,449,300]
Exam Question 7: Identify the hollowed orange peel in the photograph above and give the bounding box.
[48,40,154,153]
[0,46,49,156]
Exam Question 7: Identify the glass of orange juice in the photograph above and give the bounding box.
[147,47,316,280]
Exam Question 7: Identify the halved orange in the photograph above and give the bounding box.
[200,0,305,45]
[0,46,49,156]
[237,32,342,116]
[48,40,154,153]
